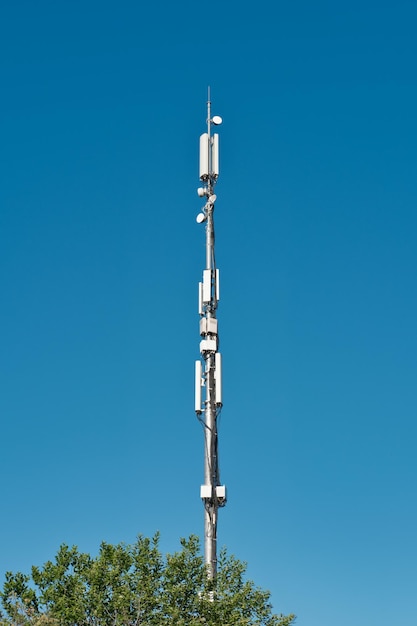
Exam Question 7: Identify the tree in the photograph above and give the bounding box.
[0,534,295,626]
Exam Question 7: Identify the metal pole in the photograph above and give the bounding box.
[195,92,225,581]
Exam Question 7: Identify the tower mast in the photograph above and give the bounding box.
[195,91,226,579]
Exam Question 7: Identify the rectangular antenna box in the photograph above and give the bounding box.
[200,485,212,499]
[215,485,226,500]
[200,317,218,336]
[200,339,217,353]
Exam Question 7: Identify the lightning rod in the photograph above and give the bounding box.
[194,90,226,580]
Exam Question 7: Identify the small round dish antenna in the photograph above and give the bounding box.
[212,115,223,125]
[196,213,206,224]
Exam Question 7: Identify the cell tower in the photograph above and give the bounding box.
[194,91,226,580]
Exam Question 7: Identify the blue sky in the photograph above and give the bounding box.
[1,1,416,624]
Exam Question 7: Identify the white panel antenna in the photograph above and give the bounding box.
[215,352,222,406]
[199,133,209,180]
[195,360,202,414]
[211,133,219,178]
[198,282,203,315]
[202,269,211,303]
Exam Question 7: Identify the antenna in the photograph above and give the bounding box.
[195,91,226,581]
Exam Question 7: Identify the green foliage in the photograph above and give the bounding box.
[1,534,295,626]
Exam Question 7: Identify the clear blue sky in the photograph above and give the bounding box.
[1,1,416,624]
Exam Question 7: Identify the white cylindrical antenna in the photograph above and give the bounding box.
[195,360,203,413]
[215,352,222,406]
[211,133,219,178]
[215,268,220,302]
[199,133,209,180]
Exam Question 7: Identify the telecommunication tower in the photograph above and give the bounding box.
[194,91,226,580]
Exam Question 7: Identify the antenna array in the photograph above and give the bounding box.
[194,92,226,580]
